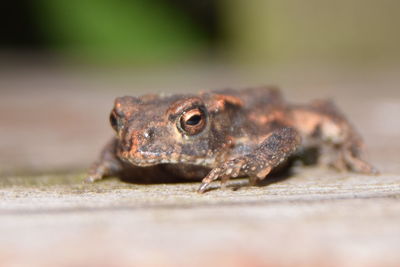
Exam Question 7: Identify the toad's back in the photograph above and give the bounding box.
[211,86,286,113]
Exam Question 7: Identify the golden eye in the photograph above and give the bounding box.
[180,108,206,135]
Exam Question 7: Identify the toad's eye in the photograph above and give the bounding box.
[110,111,119,132]
[180,108,206,135]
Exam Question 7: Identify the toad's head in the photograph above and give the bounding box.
[110,92,242,167]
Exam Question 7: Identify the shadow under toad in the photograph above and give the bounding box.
[117,148,319,191]
[117,160,296,192]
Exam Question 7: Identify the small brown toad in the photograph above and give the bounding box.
[86,87,377,193]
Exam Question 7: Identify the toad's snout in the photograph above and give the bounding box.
[122,129,155,156]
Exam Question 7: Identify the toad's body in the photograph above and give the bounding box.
[87,87,376,192]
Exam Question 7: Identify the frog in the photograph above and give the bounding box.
[86,86,377,193]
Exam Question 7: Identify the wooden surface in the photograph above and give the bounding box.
[0,63,399,266]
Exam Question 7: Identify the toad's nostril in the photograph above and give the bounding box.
[143,128,155,139]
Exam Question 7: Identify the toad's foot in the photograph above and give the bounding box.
[332,147,379,175]
[85,138,124,183]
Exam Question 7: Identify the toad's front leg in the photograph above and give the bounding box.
[85,138,124,183]
[198,127,301,193]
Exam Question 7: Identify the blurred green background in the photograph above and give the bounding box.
[2,0,399,65]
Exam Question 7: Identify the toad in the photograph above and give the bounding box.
[86,87,377,193]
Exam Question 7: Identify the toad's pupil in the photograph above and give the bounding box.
[186,115,201,126]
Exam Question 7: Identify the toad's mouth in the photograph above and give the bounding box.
[119,150,180,167]
[119,150,216,167]
[126,157,178,167]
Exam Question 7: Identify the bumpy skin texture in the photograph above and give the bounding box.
[87,87,377,193]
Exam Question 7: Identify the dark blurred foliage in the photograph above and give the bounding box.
[0,1,44,48]
[0,0,222,63]
[1,0,399,65]
[167,0,221,42]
